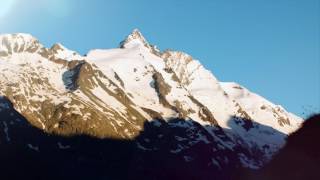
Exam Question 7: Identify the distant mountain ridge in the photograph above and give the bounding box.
[0,30,302,179]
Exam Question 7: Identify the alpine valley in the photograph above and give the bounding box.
[0,30,302,180]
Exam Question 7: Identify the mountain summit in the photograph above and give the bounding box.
[120,29,149,48]
[0,30,302,179]
[120,29,160,54]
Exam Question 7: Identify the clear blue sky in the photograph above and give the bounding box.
[1,0,319,117]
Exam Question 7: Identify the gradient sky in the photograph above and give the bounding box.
[0,0,319,117]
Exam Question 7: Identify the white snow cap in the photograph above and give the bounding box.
[120,29,150,49]
[50,43,84,61]
[0,33,39,43]
[119,29,161,56]
[0,33,42,54]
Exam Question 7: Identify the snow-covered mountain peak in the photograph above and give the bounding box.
[120,28,148,48]
[50,43,66,51]
[0,33,38,43]
[0,31,303,172]
[0,33,43,56]
[129,28,146,41]
[120,29,160,55]
[50,43,84,61]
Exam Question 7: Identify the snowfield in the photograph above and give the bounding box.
[0,30,302,169]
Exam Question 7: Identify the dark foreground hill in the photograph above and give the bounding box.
[238,114,320,180]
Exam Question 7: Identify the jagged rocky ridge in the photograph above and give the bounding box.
[0,30,302,179]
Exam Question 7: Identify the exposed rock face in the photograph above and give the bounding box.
[0,31,303,179]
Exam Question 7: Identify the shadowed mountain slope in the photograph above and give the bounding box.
[237,114,320,180]
[0,96,289,180]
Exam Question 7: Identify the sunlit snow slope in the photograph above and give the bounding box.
[0,30,302,170]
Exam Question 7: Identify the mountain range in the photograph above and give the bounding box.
[0,29,302,179]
